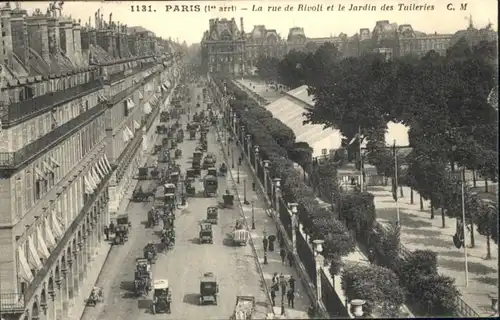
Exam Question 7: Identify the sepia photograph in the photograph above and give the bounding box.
[0,1,497,319]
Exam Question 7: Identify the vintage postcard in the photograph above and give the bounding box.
[0,1,497,320]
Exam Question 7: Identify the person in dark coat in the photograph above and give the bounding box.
[268,236,275,252]
[270,288,276,306]
[288,275,296,292]
[279,273,287,295]
[287,288,295,308]
[263,236,269,252]
[280,247,286,264]
[287,250,293,267]
[104,225,109,241]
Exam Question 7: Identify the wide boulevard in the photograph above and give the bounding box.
[81,82,270,320]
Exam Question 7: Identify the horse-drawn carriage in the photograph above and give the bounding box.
[199,222,213,244]
[207,167,217,177]
[147,208,160,228]
[134,258,152,296]
[189,128,197,139]
[132,186,155,202]
[114,214,131,244]
[206,206,219,225]
[219,163,228,176]
[144,243,157,264]
[156,124,168,134]
[152,279,172,314]
[228,224,250,246]
[164,183,177,195]
[158,149,170,163]
[223,191,235,208]
[164,193,176,210]
[199,272,219,305]
[161,227,175,248]
[86,287,104,306]
[174,148,182,159]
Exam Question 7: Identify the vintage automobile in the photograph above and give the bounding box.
[229,228,250,246]
[152,279,172,314]
[193,150,203,161]
[192,161,201,176]
[185,168,196,181]
[169,172,180,184]
[175,148,182,159]
[144,243,157,263]
[199,222,213,244]
[132,186,155,202]
[199,272,219,305]
[206,206,219,225]
[189,128,197,139]
[158,149,170,163]
[164,183,177,195]
[203,175,218,197]
[86,287,104,306]
[164,193,176,209]
[223,192,235,208]
[138,167,150,180]
[207,167,217,177]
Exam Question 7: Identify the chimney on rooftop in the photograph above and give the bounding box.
[10,8,29,65]
[0,5,14,66]
[27,15,50,63]
[73,20,82,60]
[240,17,244,34]
[59,20,75,61]
[47,16,61,55]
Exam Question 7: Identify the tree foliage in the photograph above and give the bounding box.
[255,55,280,81]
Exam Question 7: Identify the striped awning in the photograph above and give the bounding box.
[17,246,34,282]
[51,211,64,239]
[27,236,42,270]
[144,102,152,115]
[84,176,94,194]
[127,98,135,110]
[36,226,50,260]
[134,120,141,130]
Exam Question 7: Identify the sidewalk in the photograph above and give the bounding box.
[221,139,310,319]
[68,124,159,320]
[369,184,498,317]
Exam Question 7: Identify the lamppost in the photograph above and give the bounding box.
[262,160,270,195]
[240,125,246,145]
[273,178,281,215]
[254,145,260,174]
[263,229,268,264]
[237,162,240,183]
[251,200,256,229]
[246,134,252,158]
[289,203,298,254]
[232,149,235,169]
[313,239,325,303]
[243,178,250,205]
[232,113,237,135]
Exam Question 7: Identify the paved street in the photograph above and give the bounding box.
[81,84,269,320]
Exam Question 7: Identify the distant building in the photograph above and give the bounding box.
[201,18,285,75]
[286,18,497,58]
[0,3,182,319]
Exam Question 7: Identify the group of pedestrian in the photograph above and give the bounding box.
[270,272,296,309]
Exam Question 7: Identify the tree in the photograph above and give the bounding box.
[311,215,355,258]
[255,55,280,81]
[341,264,406,317]
[307,42,339,87]
[416,274,461,316]
[277,50,312,88]
[475,200,498,259]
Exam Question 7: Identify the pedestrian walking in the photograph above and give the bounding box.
[288,275,296,292]
[280,247,286,264]
[272,272,278,285]
[287,250,293,267]
[287,288,295,308]
[270,288,276,306]
[279,273,287,295]
[263,236,269,252]
[104,225,109,241]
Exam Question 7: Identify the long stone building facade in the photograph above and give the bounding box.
[0,3,182,320]
[287,18,497,59]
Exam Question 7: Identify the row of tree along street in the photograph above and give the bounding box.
[219,38,498,317]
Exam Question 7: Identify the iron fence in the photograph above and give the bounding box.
[321,269,350,318]
[278,197,292,238]
[296,227,316,284]
[0,292,25,312]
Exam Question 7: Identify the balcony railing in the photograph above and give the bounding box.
[0,292,25,313]
[106,62,157,85]
[2,79,104,127]
[0,103,107,169]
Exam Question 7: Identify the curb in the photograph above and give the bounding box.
[228,125,330,319]
[216,130,276,317]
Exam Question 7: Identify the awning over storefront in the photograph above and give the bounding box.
[36,226,50,259]
[95,160,105,178]
[134,120,141,130]
[126,126,134,139]
[144,102,152,115]
[44,217,56,249]
[122,130,130,143]
[98,94,108,102]
[98,157,108,175]
[103,154,112,171]
[51,211,64,239]
[150,95,158,105]
[27,236,42,270]
[127,98,135,110]
[34,167,47,181]
[42,160,54,174]
[161,84,168,91]
[87,171,98,190]
[91,167,101,185]
[18,246,34,282]
[84,176,94,194]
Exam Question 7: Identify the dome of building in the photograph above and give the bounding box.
[450,19,497,48]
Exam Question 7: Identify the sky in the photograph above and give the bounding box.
[21,1,498,45]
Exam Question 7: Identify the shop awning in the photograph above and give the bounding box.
[162,84,168,91]
[103,154,112,171]
[44,217,56,249]
[91,167,101,185]
[42,161,54,174]
[127,98,135,110]
[36,226,50,259]
[18,246,34,282]
[144,102,152,115]
[122,129,130,143]
[134,120,141,130]
[95,160,105,179]
[51,211,64,239]
[87,171,98,190]
[139,91,144,99]
[98,94,108,102]
[34,167,47,181]
[84,176,94,194]
[126,126,134,140]
[98,157,108,175]
[49,156,61,168]
[27,236,43,270]
[150,95,158,105]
